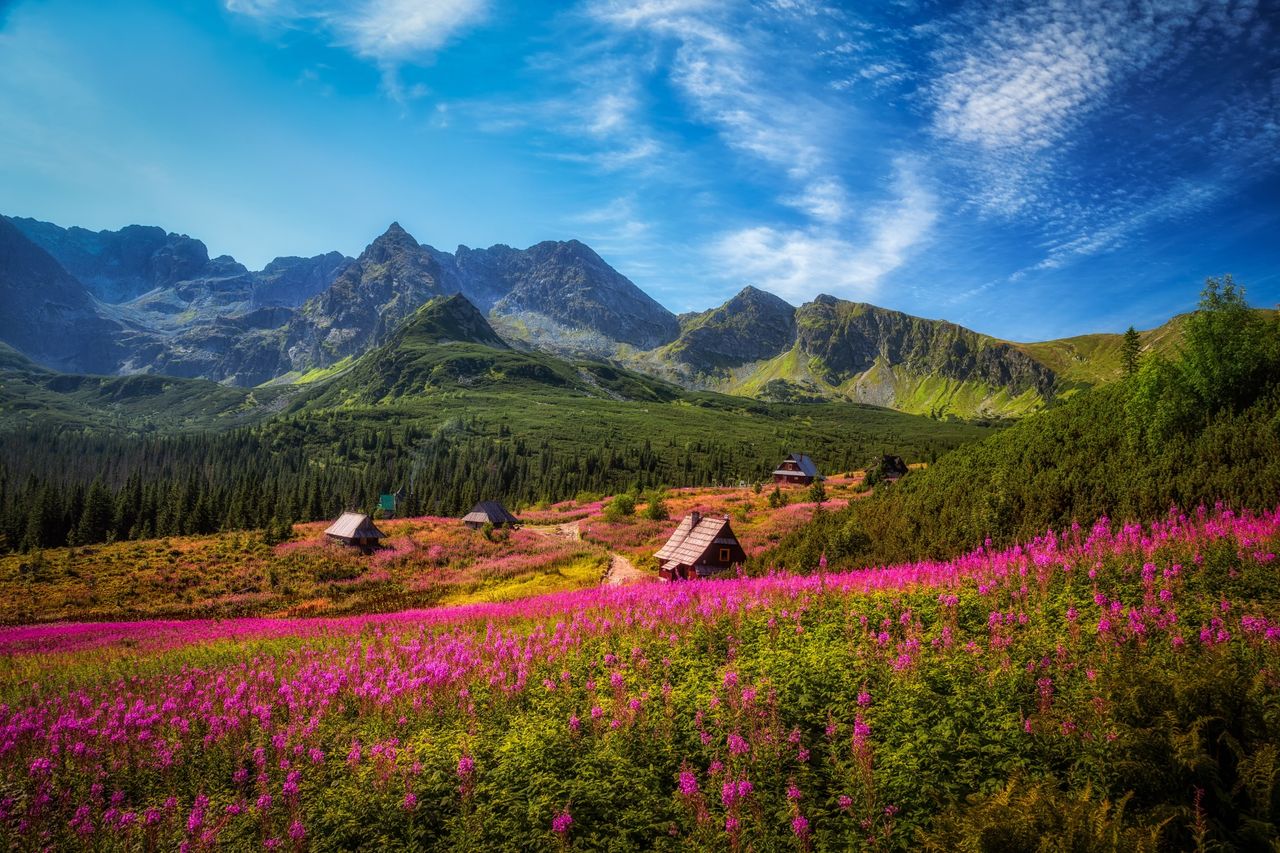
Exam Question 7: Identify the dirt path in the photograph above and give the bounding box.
[526,521,651,586]
[603,552,648,586]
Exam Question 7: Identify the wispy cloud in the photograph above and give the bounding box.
[930,0,1267,216]
[588,0,856,221]
[225,0,489,96]
[711,160,937,301]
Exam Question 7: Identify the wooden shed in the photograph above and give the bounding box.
[654,512,746,581]
[462,500,521,530]
[876,454,909,482]
[772,453,824,486]
[324,512,386,549]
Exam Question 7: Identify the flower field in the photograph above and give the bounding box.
[0,517,608,624]
[1,505,1277,849]
[0,477,861,625]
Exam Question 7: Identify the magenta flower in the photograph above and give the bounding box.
[288,820,305,841]
[551,809,573,834]
[792,815,810,837]
[402,792,417,811]
[677,770,699,796]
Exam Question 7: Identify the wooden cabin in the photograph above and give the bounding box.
[772,453,824,486]
[462,500,521,530]
[876,454,909,483]
[324,512,386,549]
[654,512,746,581]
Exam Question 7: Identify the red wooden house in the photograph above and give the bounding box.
[772,453,823,486]
[654,512,746,580]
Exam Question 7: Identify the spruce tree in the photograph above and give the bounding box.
[75,478,115,545]
[1122,326,1141,377]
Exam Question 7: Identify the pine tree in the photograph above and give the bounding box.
[75,478,115,545]
[1122,326,1141,377]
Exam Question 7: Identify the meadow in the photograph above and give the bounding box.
[0,516,609,625]
[1,504,1276,850]
[0,477,864,625]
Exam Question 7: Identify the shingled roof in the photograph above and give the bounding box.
[324,512,385,541]
[654,513,737,567]
[462,500,521,527]
[772,453,822,479]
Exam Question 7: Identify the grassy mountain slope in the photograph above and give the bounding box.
[761,285,1280,570]
[283,294,995,482]
[0,342,292,432]
[632,289,1207,419]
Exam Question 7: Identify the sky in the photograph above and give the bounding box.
[0,0,1277,341]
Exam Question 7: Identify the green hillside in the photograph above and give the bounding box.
[763,279,1280,569]
[0,342,292,432]
[0,296,996,552]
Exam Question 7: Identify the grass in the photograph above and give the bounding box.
[0,476,875,624]
[0,516,612,624]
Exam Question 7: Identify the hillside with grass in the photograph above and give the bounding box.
[0,476,867,624]
[0,295,993,554]
[763,277,1280,571]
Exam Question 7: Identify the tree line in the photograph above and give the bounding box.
[0,413,917,552]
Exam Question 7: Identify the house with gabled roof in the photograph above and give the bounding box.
[653,512,746,581]
[772,453,824,486]
[324,512,386,549]
[462,500,521,529]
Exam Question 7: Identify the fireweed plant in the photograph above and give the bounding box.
[0,505,1277,850]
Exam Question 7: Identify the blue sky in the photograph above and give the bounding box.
[0,0,1276,340]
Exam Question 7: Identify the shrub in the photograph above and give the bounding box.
[603,493,636,522]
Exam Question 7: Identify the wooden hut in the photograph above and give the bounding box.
[772,453,824,486]
[654,512,746,581]
[324,512,386,549]
[875,454,909,483]
[462,500,521,530]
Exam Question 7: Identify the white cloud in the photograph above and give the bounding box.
[930,0,1265,215]
[225,0,489,64]
[570,196,652,247]
[711,161,936,301]
[590,0,853,221]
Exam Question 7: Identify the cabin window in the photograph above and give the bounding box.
[719,547,731,562]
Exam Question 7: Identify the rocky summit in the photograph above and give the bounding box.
[0,214,1179,417]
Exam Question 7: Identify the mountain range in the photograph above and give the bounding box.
[0,214,1179,418]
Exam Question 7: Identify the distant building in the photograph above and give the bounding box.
[462,501,521,530]
[875,454,909,483]
[324,512,386,549]
[772,453,824,486]
[654,512,746,581]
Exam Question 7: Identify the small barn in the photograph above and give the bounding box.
[324,512,386,549]
[875,454,909,483]
[772,453,824,486]
[462,500,521,530]
[654,512,746,581]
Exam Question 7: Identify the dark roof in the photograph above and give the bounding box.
[325,512,386,540]
[655,514,739,567]
[772,453,822,478]
[879,454,909,476]
[462,500,521,525]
